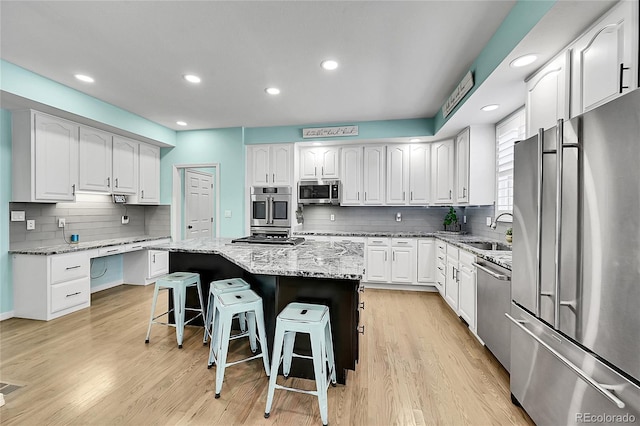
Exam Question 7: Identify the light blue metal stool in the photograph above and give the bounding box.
[144,271,204,348]
[264,302,336,426]
[203,278,251,345]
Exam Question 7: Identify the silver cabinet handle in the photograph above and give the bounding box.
[272,173,275,182]
[115,178,119,188]
[72,184,76,196]
[141,190,144,199]
[357,192,359,201]
[322,166,324,176]
[66,291,81,298]
[364,192,367,201]
[410,191,413,201]
[153,254,156,263]
[392,251,396,261]
[314,166,317,176]
[131,245,142,249]
[107,177,110,187]
[472,262,510,281]
[396,241,409,245]
[403,191,405,201]
[505,313,626,409]
[619,63,630,93]
[449,189,452,199]
[438,256,444,261]
[463,187,466,197]
[106,249,119,253]
[65,265,81,270]
[265,173,268,183]
[384,251,387,261]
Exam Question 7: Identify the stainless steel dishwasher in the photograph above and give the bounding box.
[474,260,512,372]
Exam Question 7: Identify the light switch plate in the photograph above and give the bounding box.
[11,211,25,221]
[224,210,232,218]
[26,220,36,230]
[486,217,493,226]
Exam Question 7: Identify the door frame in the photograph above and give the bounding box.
[184,169,214,239]
[171,163,220,241]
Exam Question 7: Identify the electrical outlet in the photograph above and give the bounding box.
[58,218,66,228]
[330,214,335,221]
[224,210,232,218]
[396,212,402,222]
[121,215,129,224]
[26,220,36,230]
[463,215,467,224]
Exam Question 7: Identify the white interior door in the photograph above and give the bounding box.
[185,169,213,239]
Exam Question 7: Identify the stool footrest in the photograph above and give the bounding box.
[274,383,319,397]
[183,313,203,326]
[290,352,314,360]
[224,352,265,368]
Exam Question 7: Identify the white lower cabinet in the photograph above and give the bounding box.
[445,244,460,311]
[416,239,435,285]
[390,238,416,283]
[365,238,390,283]
[457,250,477,331]
[13,251,91,321]
[434,240,446,294]
[123,249,169,285]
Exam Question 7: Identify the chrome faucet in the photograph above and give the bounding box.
[491,212,513,229]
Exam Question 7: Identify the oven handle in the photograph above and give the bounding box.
[472,262,510,281]
[267,196,273,224]
[506,313,625,409]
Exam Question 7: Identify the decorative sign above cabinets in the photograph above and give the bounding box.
[443,71,474,118]
[302,125,359,138]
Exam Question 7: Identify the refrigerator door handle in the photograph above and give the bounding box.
[554,119,565,329]
[536,127,544,317]
[505,313,626,409]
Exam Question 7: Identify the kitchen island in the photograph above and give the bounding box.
[150,238,364,384]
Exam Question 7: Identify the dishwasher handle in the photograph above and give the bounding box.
[473,262,511,281]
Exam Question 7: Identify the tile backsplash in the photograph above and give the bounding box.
[9,194,170,250]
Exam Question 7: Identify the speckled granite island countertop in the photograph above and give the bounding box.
[150,237,365,280]
[294,230,512,270]
[9,235,171,256]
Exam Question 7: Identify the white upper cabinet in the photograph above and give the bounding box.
[299,146,340,180]
[386,145,409,204]
[409,144,430,205]
[340,146,363,205]
[431,139,455,204]
[12,110,79,202]
[78,126,112,193]
[362,146,385,205]
[571,0,639,116]
[455,126,495,205]
[247,144,293,186]
[525,51,570,138]
[136,143,160,204]
[112,136,138,195]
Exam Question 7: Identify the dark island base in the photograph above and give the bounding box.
[168,252,360,384]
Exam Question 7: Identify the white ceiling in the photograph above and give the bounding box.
[0,1,617,136]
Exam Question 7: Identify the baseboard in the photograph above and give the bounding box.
[362,282,437,292]
[0,311,15,321]
[91,279,124,294]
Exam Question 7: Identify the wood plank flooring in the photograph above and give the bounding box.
[0,285,533,425]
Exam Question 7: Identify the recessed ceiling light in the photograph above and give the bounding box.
[481,104,500,112]
[265,87,280,95]
[176,121,187,126]
[183,74,201,83]
[74,74,94,83]
[321,60,339,71]
[410,138,421,143]
[510,54,538,68]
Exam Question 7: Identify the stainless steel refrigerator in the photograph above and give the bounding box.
[509,89,640,425]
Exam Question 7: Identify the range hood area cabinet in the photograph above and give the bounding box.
[12,110,79,203]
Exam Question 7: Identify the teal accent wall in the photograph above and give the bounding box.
[245,118,434,144]
[434,0,556,132]
[90,255,123,290]
[160,128,245,237]
[0,60,176,146]
[0,109,13,315]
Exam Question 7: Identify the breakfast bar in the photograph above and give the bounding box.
[150,238,365,384]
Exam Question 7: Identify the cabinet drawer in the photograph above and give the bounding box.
[367,237,390,246]
[98,246,124,256]
[436,241,446,251]
[391,238,416,247]
[459,250,476,269]
[123,242,146,253]
[50,253,89,284]
[446,245,459,259]
[50,278,90,313]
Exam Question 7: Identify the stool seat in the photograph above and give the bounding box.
[265,302,336,426]
[208,288,270,398]
[144,272,204,349]
[204,278,251,345]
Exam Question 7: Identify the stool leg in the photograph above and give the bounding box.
[325,322,337,386]
[208,298,221,367]
[282,331,296,378]
[265,324,285,418]
[247,311,258,353]
[310,332,329,426]
[174,286,185,348]
[203,293,213,345]
[215,310,233,398]
[145,282,161,343]
[238,312,247,332]
[254,303,270,375]
[195,277,205,322]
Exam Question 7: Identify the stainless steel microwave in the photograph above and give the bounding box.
[298,180,341,205]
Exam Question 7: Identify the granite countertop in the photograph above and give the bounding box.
[294,230,512,270]
[150,238,365,280]
[9,235,171,256]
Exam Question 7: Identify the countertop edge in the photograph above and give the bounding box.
[9,236,172,256]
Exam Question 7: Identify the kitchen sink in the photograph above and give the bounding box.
[465,241,512,251]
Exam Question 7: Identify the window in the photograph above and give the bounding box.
[495,108,525,218]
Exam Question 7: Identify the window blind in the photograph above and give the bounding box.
[495,108,525,215]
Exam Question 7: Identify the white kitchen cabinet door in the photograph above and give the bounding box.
[365,245,389,282]
[79,126,112,193]
[138,143,160,204]
[391,246,416,283]
[300,148,319,179]
[571,0,638,116]
[409,144,430,205]
[386,145,409,205]
[445,245,459,312]
[34,113,79,201]
[270,144,293,185]
[455,128,470,203]
[417,239,435,284]
[340,146,363,205]
[431,139,454,204]
[363,146,385,205]
[149,250,169,278]
[248,145,270,186]
[525,51,570,138]
[458,262,476,330]
[112,136,138,194]
[320,147,340,178]
[299,147,340,179]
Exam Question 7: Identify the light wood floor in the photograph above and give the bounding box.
[0,285,533,425]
